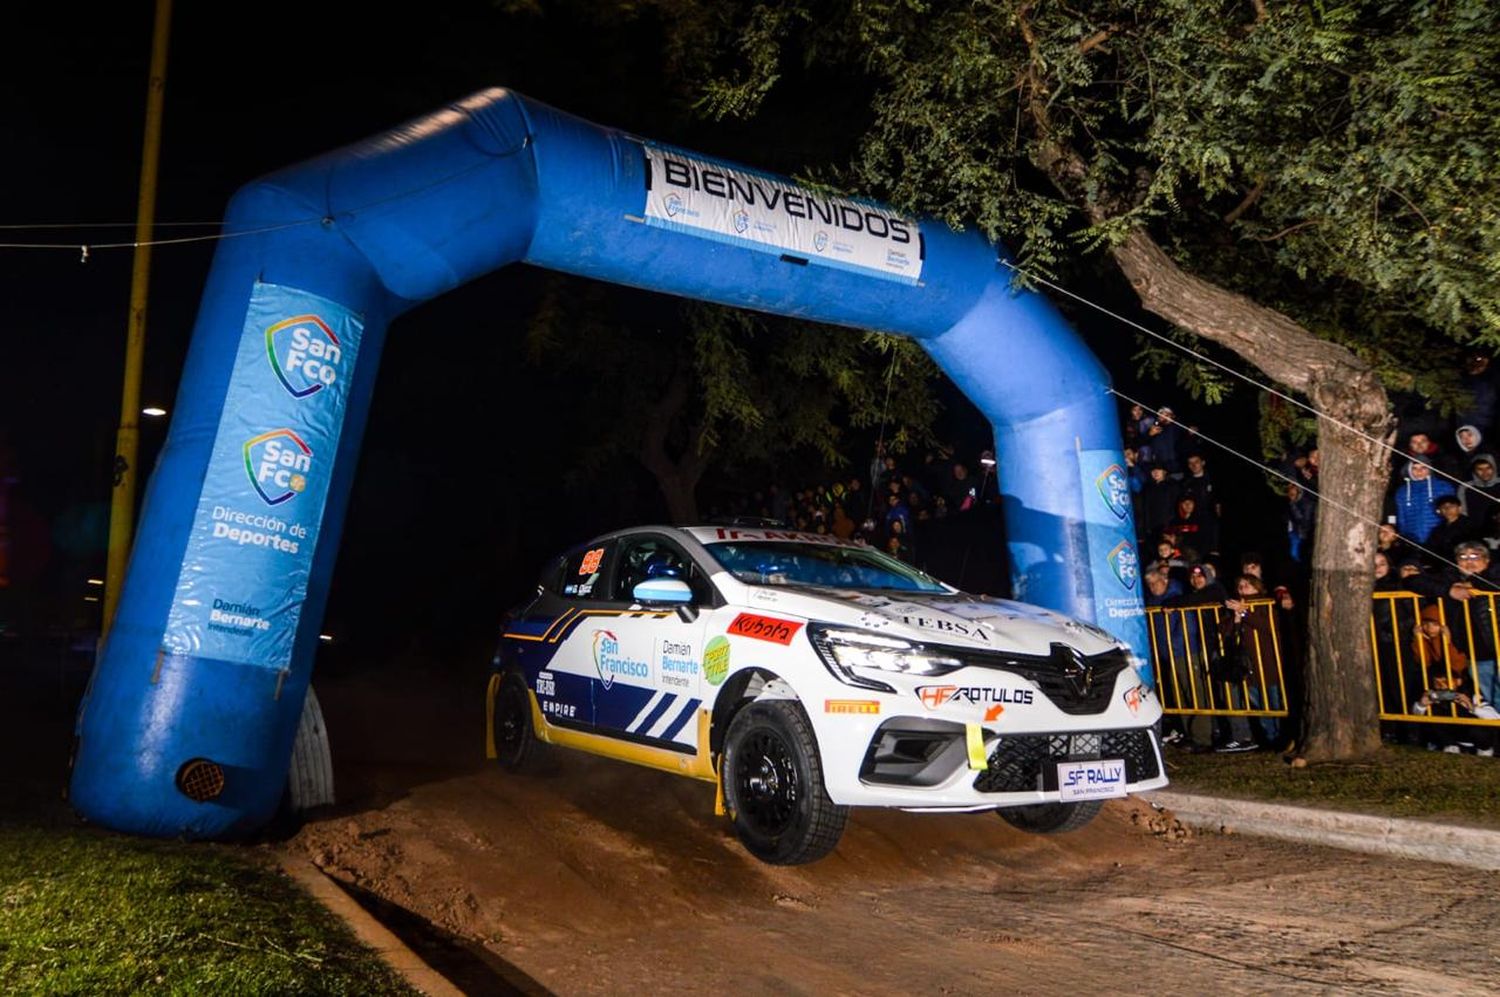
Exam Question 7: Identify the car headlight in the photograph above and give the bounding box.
[808,624,963,692]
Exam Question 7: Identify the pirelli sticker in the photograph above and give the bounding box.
[726,613,803,645]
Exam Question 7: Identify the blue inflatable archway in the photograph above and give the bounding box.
[71,89,1145,838]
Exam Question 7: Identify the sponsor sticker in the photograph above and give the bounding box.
[1123,683,1147,715]
[824,699,880,715]
[1057,759,1128,801]
[591,629,650,690]
[901,615,992,643]
[916,685,1034,710]
[727,612,803,645]
[659,639,699,689]
[703,635,731,686]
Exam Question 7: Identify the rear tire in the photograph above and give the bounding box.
[722,699,848,865]
[492,671,538,772]
[997,799,1102,834]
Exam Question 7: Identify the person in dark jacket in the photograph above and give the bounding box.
[1459,454,1500,520]
[1372,551,1424,744]
[1138,463,1179,544]
[1408,540,1500,710]
[1424,496,1482,567]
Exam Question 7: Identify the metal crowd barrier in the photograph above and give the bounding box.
[1146,593,1500,727]
[1371,591,1496,727]
[1146,600,1288,717]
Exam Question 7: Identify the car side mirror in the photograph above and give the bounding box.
[633,577,693,605]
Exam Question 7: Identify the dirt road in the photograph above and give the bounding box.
[284,670,1500,996]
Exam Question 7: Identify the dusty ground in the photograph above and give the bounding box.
[285,669,1500,996]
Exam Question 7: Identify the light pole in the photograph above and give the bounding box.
[103,0,173,633]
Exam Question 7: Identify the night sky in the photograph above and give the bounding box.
[2,2,1275,668]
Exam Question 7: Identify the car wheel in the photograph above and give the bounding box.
[996,799,1102,834]
[491,671,538,771]
[722,699,848,865]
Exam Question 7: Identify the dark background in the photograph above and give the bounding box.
[0,2,1279,676]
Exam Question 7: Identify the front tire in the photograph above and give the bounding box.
[722,699,848,865]
[491,671,538,772]
[997,799,1102,834]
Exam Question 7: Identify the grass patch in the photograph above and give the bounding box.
[1163,744,1500,828]
[0,821,415,995]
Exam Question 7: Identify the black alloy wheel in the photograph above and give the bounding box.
[493,671,537,771]
[722,699,847,865]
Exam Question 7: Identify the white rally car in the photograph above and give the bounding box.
[486,523,1165,864]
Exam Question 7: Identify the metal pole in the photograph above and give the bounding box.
[103,0,172,634]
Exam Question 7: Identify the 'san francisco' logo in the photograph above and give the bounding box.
[265,314,343,399]
[1107,540,1139,591]
[1096,463,1131,521]
[243,429,313,506]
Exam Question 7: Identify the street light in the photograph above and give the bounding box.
[142,407,167,417]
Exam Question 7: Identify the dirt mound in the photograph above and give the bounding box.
[285,667,1176,992]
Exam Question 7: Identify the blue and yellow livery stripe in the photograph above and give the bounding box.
[503,607,672,644]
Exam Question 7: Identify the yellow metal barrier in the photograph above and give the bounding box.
[1148,591,1500,729]
[1371,590,1498,727]
[1146,600,1288,717]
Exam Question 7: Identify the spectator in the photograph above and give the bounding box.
[1457,352,1500,441]
[1424,496,1482,566]
[1219,574,1285,750]
[1391,460,1455,546]
[1372,551,1422,739]
[941,462,978,513]
[1146,538,1190,587]
[1408,540,1500,710]
[1460,455,1500,520]
[1376,520,1411,565]
[1144,568,1205,749]
[1179,453,1218,517]
[1138,464,1179,542]
[1168,495,1219,558]
[1183,563,1228,604]
[1411,675,1498,755]
[1286,482,1317,564]
[1147,406,1189,475]
[1455,424,1485,465]
[1401,431,1459,483]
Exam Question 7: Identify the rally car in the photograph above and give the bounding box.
[485,523,1165,865]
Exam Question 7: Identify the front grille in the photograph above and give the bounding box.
[972,728,1160,794]
[964,646,1130,715]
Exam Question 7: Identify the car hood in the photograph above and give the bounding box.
[744,585,1125,658]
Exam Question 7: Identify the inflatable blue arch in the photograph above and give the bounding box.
[70,89,1146,838]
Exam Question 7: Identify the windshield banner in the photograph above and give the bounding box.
[641,143,923,285]
[163,283,364,669]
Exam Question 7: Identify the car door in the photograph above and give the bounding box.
[505,539,622,730]
[588,533,712,753]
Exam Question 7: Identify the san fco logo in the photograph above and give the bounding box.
[243,429,313,506]
[1095,463,1131,521]
[1108,540,1139,591]
[591,629,649,690]
[265,314,344,399]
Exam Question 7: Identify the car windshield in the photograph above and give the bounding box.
[704,541,950,593]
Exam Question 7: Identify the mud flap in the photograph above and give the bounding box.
[485,673,502,760]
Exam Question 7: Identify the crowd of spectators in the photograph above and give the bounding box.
[1135,350,1500,758]
[710,442,1001,569]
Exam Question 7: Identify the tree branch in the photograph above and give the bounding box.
[1222,180,1265,224]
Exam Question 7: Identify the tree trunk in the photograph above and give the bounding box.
[1299,381,1391,759]
[1105,231,1392,760]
